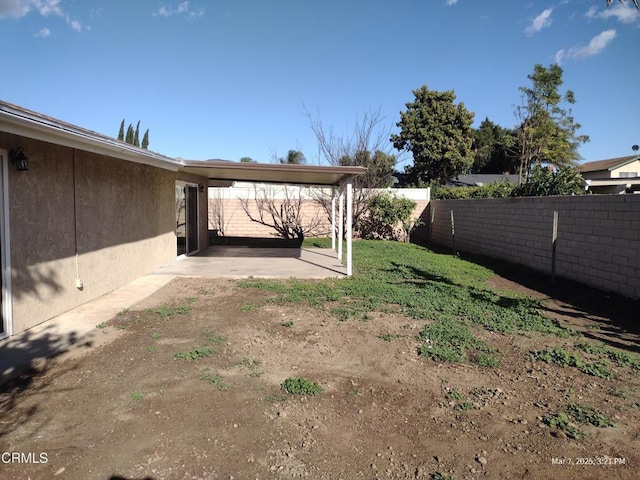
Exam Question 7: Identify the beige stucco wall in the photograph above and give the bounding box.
[430,195,640,299]
[582,159,640,180]
[0,133,208,335]
[611,160,640,178]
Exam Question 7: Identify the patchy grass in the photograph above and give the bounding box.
[417,319,495,364]
[544,403,616,439]
[202,330,227,346]
[131,392,147,401]
[174,347,218,362]
[444,388,464,401]
[566,404,616,428]
[576,342,640,371]
[281,377,323,396]
[378,333,407,342]
[238,240,572,369]
[201,373,231,391]
[155,304,192,318]
[532,347,616,379]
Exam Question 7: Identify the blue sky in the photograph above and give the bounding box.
[1,0,638,169]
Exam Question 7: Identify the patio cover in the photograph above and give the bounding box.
[179,160,366,275]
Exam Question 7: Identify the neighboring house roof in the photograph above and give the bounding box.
[577,155,638,173]
[447,174,519,187]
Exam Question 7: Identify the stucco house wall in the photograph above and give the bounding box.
[610,160,640,178]
[1,131,207,336]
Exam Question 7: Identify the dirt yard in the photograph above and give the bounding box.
[1,274,639,480]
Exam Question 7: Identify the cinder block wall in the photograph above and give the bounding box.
[430,195,640,299]
[211,198,331,238]
[208,186,430,240]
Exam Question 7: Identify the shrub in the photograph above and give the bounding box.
[360,191,420,242]
[430,180,515,200]
[512,165,584,197]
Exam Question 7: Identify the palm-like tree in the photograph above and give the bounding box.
[279,150,307,165]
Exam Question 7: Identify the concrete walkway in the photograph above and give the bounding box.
[0,247,346,385]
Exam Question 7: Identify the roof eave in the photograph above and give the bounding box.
[0,102,181,172]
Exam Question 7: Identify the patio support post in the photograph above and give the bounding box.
[338,182,344,261]
[346,176,353,276]
[331,186,336,251]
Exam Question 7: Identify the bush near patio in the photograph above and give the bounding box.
[359,191,420,242]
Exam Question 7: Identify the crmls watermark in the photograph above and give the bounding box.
[1,452,48,464]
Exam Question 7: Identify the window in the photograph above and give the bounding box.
[619,172,637,178]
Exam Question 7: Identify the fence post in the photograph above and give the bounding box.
[551,211,558,285]
[450,209,456,255]
[429,205,435,245]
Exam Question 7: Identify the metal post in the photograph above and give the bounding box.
[346,177,353,276]
[338,184,344,261]
[331,186,336,251]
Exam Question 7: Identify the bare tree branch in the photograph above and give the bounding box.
[239,184,327,240]
[607,0,639,10]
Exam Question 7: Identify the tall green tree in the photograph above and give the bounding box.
[339,149,396,188]
[391,85,475,185]
[279,150,307,165]
[471,118,518,174]
[125,124,134,144]
[514,64,589,181]
[239,157,256,163]
[133,121,140,147]
[118,119,150,149]
[141,129,149,149]
[117,119,125,141]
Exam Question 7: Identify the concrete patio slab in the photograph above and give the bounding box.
[153,247,347,278]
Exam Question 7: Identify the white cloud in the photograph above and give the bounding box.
[555,29,617,64]
[587,3,639,24]
[37,0,61,17]
[154,1,204,19]
[525,8,553,35]
[445,0,459,5]
[67,17,80,31]
[0,0,85,32]
[35,26,50,37]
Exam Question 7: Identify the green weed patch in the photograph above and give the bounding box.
[532,348,615,379]
[281,377,323,396]
[174,347,217,362]
[417,319,494,364]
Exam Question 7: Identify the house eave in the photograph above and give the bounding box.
[0,101,181,172]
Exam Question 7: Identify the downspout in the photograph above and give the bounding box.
[72,149,83,290]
